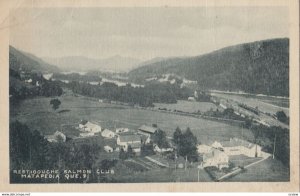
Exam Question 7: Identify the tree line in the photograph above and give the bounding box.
[9,69,63,106]
[250,124,289,167]
[10,121,104,183]
[64,80,192,107]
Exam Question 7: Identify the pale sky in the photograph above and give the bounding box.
[9,7,289,60]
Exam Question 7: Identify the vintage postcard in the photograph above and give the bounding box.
[0,0,299,192]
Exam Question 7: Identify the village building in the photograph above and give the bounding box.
[138,125,158,137]
[101,129,116,138]
[197,144,212,154]
[220,138,262,157]
[79,120,102,133]
[202,149,229,169]
[45,131,66,143]
[103,139,120,153]
[117,134,142,153]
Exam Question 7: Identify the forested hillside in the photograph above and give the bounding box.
[9,46,60,73]
[129,38,289,96]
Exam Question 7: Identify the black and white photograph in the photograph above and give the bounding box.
[7,2,295,186]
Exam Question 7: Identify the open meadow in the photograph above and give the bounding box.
[10,95,254,144]
[226,157,289,182]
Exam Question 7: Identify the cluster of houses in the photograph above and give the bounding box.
[44,119,267,171]
[44,119,173,156]
[198,138,265,169]
[77,120,169,155]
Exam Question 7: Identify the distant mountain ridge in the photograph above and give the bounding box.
[9,46,60,73]
[43,55,141,73]
[129,38,289,97]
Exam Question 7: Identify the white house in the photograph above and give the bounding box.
[101,129,116,138]
[117,134,141,152]
[116,127,129,134]
[197,144,212,154]
[220,138,262,158]
[104,145,114,153]
[45,131,66,143]
[79,120,102,133]
[202,149,229,169]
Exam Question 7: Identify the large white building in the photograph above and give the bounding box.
[220,138,262,157]
[202,149,229,169]
[197,144,212,154]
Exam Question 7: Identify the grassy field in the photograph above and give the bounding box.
[113,167,213,182]
[10,95,254,144]
[226,157,289,182]
[229,155,262,167]
[154,100,217,113]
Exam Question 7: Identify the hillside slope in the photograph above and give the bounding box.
[9,46,60,73]
[129,38,289,96]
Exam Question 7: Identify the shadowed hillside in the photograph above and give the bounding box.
[9,46,60,73]
[129,38,289,96]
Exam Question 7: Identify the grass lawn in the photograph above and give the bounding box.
[226,157,289,182]
[112,167,212,182]
[10,95,254,144]
[229,155,262,167]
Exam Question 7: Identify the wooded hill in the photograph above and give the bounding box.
[129,38,289,97]
[9,46,60,73]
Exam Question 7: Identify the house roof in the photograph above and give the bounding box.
[197,144,212,150]
[118,130,137,135]
[118,134,141,143]
[221,138,255,149]
[102,129,114,135]
[85,121,101,128]
[104,139,118,148]
[138,125,158,134]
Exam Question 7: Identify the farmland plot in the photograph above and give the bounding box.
[10,95,254,144]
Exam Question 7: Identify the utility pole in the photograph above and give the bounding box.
[185,156,187,170]
[175,151,177,172]
[272,133,277,159]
